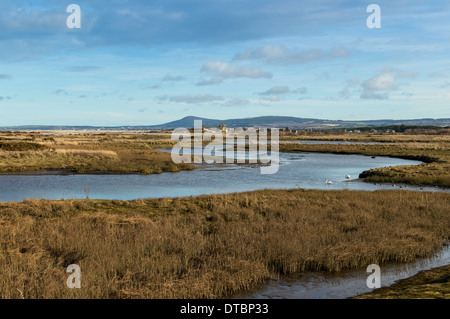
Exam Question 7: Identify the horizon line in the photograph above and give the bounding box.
[0,115,449,129]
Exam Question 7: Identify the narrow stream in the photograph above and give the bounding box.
[235,245,450,299]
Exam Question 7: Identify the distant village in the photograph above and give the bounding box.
[199,124,397,135]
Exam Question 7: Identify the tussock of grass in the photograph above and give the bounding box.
[0,189,448,299]
[55,149,118,158]
[0,141,48,151]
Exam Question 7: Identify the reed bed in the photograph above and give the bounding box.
[0,132,192,174]
[0,189,448,299]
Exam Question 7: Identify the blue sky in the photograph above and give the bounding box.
[0,0,449,126]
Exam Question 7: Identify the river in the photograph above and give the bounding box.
[0,151,447,202]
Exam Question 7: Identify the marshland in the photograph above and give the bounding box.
[0,129,449,299]
[0,131,191,174]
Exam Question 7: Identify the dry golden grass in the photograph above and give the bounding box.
[0,189,448,299]
[54,149,118,158]
[0,131,191,174]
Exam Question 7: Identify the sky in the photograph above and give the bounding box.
[0,0,449,126]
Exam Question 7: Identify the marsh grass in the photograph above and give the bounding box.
[0,141,47,151]
[0,189,448,299]
[55,149,118,158]
[0,132,192,174]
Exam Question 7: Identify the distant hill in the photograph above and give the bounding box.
[148,116,450,129]
[1,116,449,131]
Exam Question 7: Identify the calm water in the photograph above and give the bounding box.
[0,152,447,202]
[0,151,447,202]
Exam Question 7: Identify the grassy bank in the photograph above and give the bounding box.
[353,264,450,299]
[0,131,193,174]
[0,189,448,299]
[280,142,450,187]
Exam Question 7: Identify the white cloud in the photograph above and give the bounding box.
[262,95,281,102]
[360,73,397,100]
[196,77,223,86]
[159,94,224,104]
[201,61,272,79]
[258,86,290,95]
[360,91,389,100]
[363,73,396,91]
[233,45,351,65]
[223,98,251,106]
[162,74,185,82]
[233,45,287,61]
[258,86,308,96]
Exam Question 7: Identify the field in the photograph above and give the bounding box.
[0,131,193,174]
[0,189,448,299]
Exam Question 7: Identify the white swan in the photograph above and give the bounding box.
[325,179,333,184]
[345,175,351,179]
